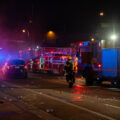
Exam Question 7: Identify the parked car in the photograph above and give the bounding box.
[2,59,28,79]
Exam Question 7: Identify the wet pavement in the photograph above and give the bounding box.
[0,99,41,120]
[0,73,120,120]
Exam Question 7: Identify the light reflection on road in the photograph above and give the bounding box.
[70,85,88,102]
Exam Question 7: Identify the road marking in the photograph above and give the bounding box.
[2,81,117,120]
[0,82,61,120]
[106,88,120,92]
[27,89,116,120]
[105,104,120,109]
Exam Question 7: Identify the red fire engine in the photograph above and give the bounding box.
[32,51,71,74]
[20,41,101,75]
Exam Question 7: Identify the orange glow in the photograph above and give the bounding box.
[46,31,56,40]
[91,38,95,42]
[2,66,5,74]
[98,64,102,68]
[25,65,27,69]
[22,29,26,33]
[74,57,78,72]
[79,42,82,47]
[99,12,104,16]
[48,31,54,35]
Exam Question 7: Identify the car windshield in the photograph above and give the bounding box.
[8,60,25,65]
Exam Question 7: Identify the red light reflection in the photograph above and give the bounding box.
[70,85,88,102]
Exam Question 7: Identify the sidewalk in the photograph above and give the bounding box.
[0,99,41,120]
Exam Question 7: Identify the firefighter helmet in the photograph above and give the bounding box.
[68,56,72,60]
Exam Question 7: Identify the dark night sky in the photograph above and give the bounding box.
[0,0,120,45]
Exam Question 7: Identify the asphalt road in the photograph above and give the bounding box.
[0,72,120,120]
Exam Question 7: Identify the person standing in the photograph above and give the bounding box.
[64,56,75,88]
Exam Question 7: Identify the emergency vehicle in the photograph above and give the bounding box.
[32,52,70,74]
[20,41,101,75]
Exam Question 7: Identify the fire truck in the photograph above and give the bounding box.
[32,48,73,74]
[20,41,102,75]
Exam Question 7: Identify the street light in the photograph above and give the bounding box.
[22,29,29,37]
[22,29,26,33]
[46,30,56,41]
[110,34,117,41]
[36,46,39,49]
[91,38,95,42]
[99,12,104,17]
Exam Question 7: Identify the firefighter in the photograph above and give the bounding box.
[64,56,75,88]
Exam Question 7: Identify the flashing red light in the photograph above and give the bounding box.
[98,64,102,68]
[2,66,5,74]
[37,62,40,65]
[50,51,54,54]
[79,42,82,47]
[25,65,27,69]
[28,47,31,51]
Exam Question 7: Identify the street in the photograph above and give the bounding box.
[0,73,120,120]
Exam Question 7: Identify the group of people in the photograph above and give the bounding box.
[64,56,97,88]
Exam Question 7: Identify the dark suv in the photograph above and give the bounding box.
[4,59,28,78]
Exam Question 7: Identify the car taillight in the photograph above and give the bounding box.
[2,66,5,74]
[98,64,102,68]
[25,65,27,69]
[7,66,10,70]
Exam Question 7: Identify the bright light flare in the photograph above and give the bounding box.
[79,42,82,47]
[22,29,26,33]
[110,35,117,40]
[47,31,56,40]
[25,65,27,69]
[36,46,39,49]
[28,47,31,51]
[91,38,95,42]
[98,64,102,68]
[99,12,104,16]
